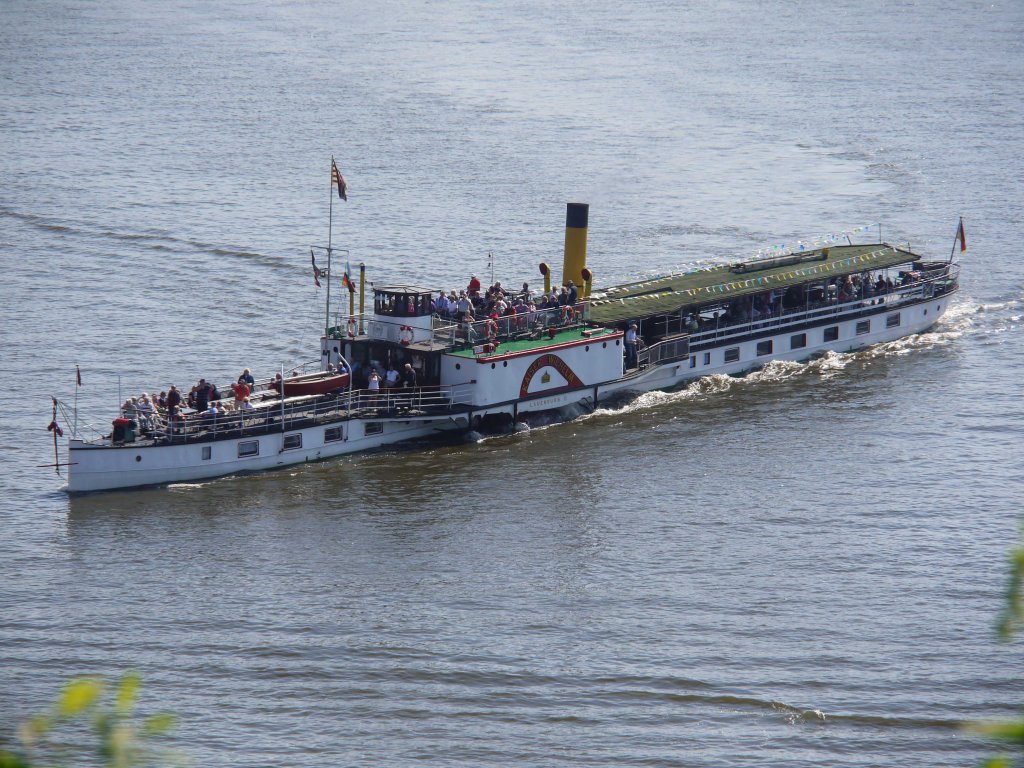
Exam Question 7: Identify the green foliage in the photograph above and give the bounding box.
[0,672,181,768]
[997,541,1024,641]
[974,531,1024,767]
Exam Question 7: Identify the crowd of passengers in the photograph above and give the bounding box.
[431,275,581,328]
[686,270,919,331]
[117,368,267,435]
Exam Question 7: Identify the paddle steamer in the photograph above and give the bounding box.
[57,204,960,492]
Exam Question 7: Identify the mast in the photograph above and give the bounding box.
[325,157,334,335]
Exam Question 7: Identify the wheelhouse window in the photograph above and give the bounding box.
[283,433,302,451]
[724,347,740,363]
[824,326,839,342]
[238,440,259,458]
[790,333,807,350]
[856,320,871,335]
[756,340,773,357]
[886,313,901,328]
[374,287,433,318]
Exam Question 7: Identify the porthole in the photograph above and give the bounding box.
[491,363,496,369]
[585,345,590,351]
[615,340,620,346]
[455,363,461,370]
[135,455,142,462]
[502,361,508,367]
[602,341,607,348]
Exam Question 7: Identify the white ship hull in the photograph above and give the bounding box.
[66,294,950,493]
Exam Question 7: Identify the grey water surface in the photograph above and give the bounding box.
[1,0,1022,765]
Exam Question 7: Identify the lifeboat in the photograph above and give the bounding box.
[270,371,350,397]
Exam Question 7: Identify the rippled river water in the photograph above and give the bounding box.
[1,0,1022,765]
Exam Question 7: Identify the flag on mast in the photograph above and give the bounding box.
[331,159,348,201]
[342,257,355,293]
[956,218,967,252]
[311,250,322,287]
[76,365,82,387]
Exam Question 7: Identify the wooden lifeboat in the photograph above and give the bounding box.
[270,371,350,397]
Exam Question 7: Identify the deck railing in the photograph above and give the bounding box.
[107,382,475,446]
[431,302,588,348]
[685,265,959,348]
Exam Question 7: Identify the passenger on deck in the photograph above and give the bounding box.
[238,368,255,387]
[434,291,449,317]
[157,391,167,410]
[194,379,209,413]
[624,323,640,370]
[519,282,531,301]
[232,381,250,402]
[567,281,578,306]
[467,274,481,297]
[402,363,417,388]
[240,397,255,413]
[202,402,219,420]
[367,368,381,406]
[136,396,154,430]
[166,385,181,414]
[385,365,400,388]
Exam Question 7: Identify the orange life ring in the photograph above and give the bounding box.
[485,319,498,340]
[561,305,575,324]
[347,318,357,338]
[399,325,414,346]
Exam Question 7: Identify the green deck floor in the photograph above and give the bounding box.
[450,325,618,357]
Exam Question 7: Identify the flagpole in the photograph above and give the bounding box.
[949,216,963,262]
[326,158,334,335]
[73,365,79,439]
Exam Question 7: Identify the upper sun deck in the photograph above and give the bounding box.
[588,244,925,325]
[448,324,619,358]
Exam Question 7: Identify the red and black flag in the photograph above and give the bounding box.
[76,365,82,387]
[956,218,967,252]
[331,159,348,201]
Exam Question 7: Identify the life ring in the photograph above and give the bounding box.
[561,305,575,324]
[399,325,414,346]
[347,318,357,338]
[485,319,498,340]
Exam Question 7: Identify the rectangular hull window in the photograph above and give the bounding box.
[364,422,383,436]
[201,446,211,461]
[856,320,871,335]
[703,352,711,366]
[238,440,259,458]
[756,340,773,356]
[886,313,901,328]
[790,333,807,350]
[724,347,740,363]
[824,326,839,342]
[283,433,302,450]
[324,426,344,443]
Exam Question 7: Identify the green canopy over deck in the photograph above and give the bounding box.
[587,244,922,326]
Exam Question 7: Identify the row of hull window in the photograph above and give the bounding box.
[686,314,901,369]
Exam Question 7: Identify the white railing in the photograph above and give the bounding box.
[686,265,959,348]
[104,382,476,446]
[432,302,588,348]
